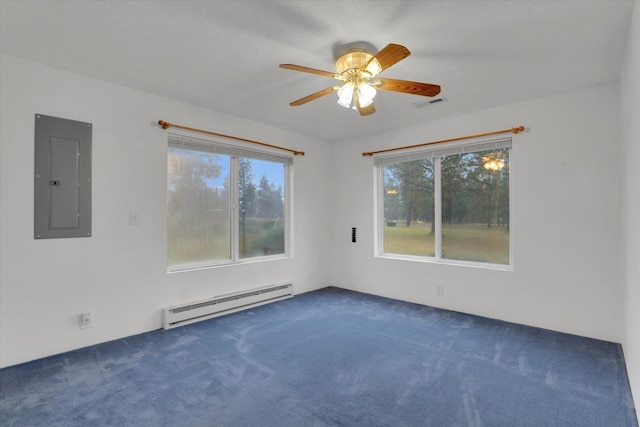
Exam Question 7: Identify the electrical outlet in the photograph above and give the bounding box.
[80,312,92,329]
[436,285,445,296]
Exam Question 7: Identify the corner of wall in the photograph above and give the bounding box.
[620,0,640,415]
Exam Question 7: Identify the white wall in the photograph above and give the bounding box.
[0,54,332,368]
[621,1,640,412]
[329,83,624,343]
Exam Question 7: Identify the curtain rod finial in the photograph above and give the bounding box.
[158,120,170,129]
[512,126,525,134]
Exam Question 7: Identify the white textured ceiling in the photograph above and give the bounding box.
[0,0,635,141]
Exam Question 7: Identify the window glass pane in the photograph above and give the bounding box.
[239,158,285,258]
[167,147,231,268]
[383,159,435,256]
[441,148,510,264]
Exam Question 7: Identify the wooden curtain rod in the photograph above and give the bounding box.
[158,120,305,156]
[362,126,525,157]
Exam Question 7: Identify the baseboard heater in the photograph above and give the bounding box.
[163,283,293,330]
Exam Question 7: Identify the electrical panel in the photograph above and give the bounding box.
[34,114,92,239]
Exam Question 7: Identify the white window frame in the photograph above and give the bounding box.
[374,137,513,271]
[167,132,293,272]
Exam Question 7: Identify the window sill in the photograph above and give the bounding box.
[376,253,513,272]
[168,253,290,274]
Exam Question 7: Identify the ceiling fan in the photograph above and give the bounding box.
[279,43,441,116]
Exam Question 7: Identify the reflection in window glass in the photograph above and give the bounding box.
[379,145,510,267]
[168,143,289,271]
[383,159,435,256]
[167,148,231,267]
[441,149,510,265]
[239,158,285,258]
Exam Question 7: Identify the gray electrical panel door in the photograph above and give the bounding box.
[34,114,92,239]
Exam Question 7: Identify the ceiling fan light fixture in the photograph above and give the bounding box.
[357,83,376,107]
[337,82,355,108]
[337,82,376,110]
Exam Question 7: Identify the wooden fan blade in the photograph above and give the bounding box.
[374,77,441,97]
[279,64,341,80]
[357,101,376,116]
[364,43,411,73]
[289,86,338,106]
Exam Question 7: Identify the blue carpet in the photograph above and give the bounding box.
[1,287,637,426]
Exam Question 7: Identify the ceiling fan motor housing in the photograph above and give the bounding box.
[335,49,381,78]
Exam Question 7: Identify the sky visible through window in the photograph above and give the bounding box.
[207,157,284,191]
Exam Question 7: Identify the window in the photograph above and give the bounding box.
[377,138,511,268]
[167,134,291,271]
